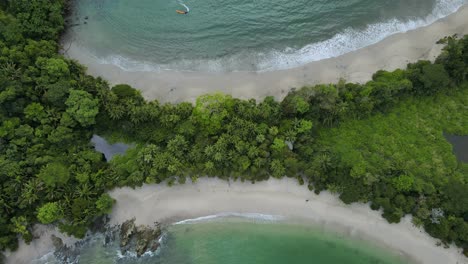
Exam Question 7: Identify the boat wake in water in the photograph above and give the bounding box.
[180,3,189,12]
[176,1,189,14]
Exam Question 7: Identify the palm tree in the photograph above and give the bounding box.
[75,183,96,199]
[19,179,43,208]
[0,62,22,81]
[0,194,13,214]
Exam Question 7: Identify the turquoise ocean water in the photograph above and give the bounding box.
[69,0,466,72]
[36,217,411,264]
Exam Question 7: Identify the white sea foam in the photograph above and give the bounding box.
[116,249,138,259]
[94,0,467,72]
[258,0,467,71]
[173,212,285,225]
[116,248,161,260]
[31,251,56,264]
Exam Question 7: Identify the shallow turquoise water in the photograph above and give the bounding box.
[40,218,412,264]
[69,0,466,72]
[154,220,410,264]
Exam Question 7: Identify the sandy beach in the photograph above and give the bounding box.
[62,4,468,103]
[6,178,467,264]
[107,178,467,264]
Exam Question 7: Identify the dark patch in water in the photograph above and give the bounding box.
[91,135,132,161]
[445,134,468,163]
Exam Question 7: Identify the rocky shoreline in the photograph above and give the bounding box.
[119,218,162,257]
[50,218,163,263]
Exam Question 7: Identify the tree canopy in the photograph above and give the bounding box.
[0,0,467,258]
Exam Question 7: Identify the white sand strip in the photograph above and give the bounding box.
[108,178,467,264]
[62,5,468,103]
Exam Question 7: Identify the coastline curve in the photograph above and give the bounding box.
[106,177,467,264]
[62,4,468,103]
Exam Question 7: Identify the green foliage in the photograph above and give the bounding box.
[37,202,62,224]
[0,2,110,247]
[7,0,65,41]
[282,95,310,115]
[270,159,285,178]
[442,182,468,215]
[193,93,234,134]
[95,194,115,215]
[436,35,468,83]
[271,138,287,151]
[391,175,414,192]
[296,119,313,134]
[368,69,412,108]
[95,35,467,248]
[37,57,70,82]
[11,216,29,237]
[38,162,70,187]
[65,90,99,127]
[316,88,468,246]
[112,84,143,101]
[407,61,451,94]
[319,91,465,186]
[1,1,468,255]
[294,96,310,114]
[23,102,46,122]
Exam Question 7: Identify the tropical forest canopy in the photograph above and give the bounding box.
[0,0,467,260]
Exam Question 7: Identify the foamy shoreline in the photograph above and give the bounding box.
[4,224,79,264]
[107,178,466,264]
[62,4,468,103]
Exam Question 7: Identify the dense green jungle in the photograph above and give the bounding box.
[0,0,467,260]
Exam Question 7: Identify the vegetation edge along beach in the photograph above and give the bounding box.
[0,0,467,263]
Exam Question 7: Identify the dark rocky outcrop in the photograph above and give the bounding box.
[119,218,162,257]
[47,218,162,262]
[120,218,137,250]
[51,235,79,263]
[135,225,161,257]
[51,235,64,250]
